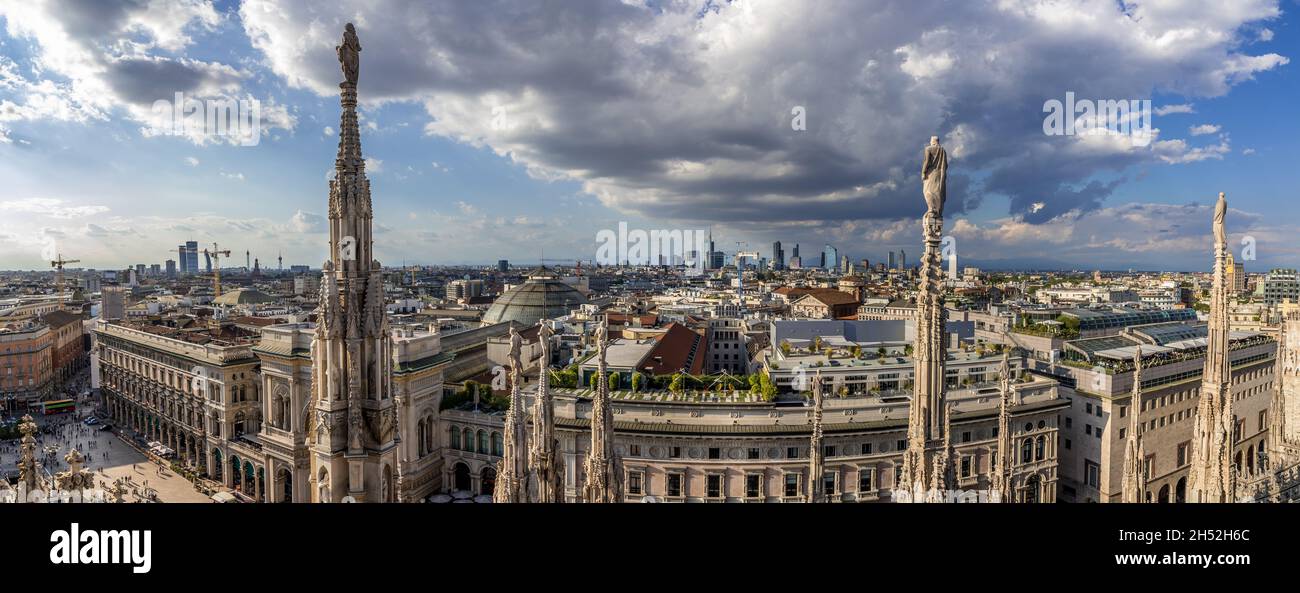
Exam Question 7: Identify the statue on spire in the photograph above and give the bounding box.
[337,23,361,85]
[1213,192,1227,247]
[922,135,948,219]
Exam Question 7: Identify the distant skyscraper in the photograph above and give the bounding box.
[204,251,212,272]
[184,240,199,275]
[792,243,799,260]
[840,254,850,274]
[822,244,837,271]
[177,245,188,273]
[498,259,509,273]
[773,241,784,270]
[900,249,906,270]
[888,251,896,269]
[165,260,176,277]
[707,230,716,270]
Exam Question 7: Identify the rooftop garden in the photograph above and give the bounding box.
[1011,314,1080,339]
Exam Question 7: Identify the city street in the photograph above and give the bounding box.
[1,373,211,503]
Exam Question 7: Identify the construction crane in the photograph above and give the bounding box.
[50,254,81,298]
[203,243,233,298]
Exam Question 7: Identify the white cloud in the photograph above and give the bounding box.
[185,156,200,166]
[0,198,109,219]
[1152,136,1232,164]
[287,209,324,233]
[1155,103,1196,116]
[0,1,294,145]
[1189,124,1221,135]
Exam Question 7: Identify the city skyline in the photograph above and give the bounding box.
[2,1,1299,272]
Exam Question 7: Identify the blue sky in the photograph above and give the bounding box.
[1,0,1297,272]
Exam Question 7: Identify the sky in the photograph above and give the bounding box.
[0,0,1298,273]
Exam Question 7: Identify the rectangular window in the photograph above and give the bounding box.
[1085,461,1100,488]
[747,448,760,460]
[823,445,835,457]
[628,471,644,495]
[667,473,682,497]
[1065,417,1072,429]
[787,447,799,459]
[630,444,641,457]
[784,473,799,497]
[960,455,972,478]
[708,447,721,460]
[670,446,681,459]
[861,443,873,455]
[961,431,971,443]
[896,439,906,451]
[1085,424,1092,436]
[1085,402,1093,414]
[707,474,722,498]
[822,472,836,496]
[745,474,761,498]
[1177,442,1189,467]
[858,469,874,493]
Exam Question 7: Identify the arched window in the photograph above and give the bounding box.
[417,421,426,456]
[1034,436,1045,461]
[462,427,472,451]
[424,417,435,454]
[477,430,488,454]
[1021,438,1033,464]
[450,425,461,450]
[491,432,503,457]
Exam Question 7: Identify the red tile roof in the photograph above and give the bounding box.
[639,322,707,375]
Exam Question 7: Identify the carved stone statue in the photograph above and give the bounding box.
[337,23,361,85]
[921,136,948,218]
[1213,192,1227,247]
[508,326,523,378]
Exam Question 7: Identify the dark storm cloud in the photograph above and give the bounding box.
[235,1,1285,232]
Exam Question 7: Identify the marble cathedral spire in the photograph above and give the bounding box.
[901,136,950,502]
[529,322,565,503]
[1121,347,1148,503]
[308,23,396,503]
[494,327,530,503]
[1267,313,1300,473]
[583,317,622,502]
[990,348,1013,503]
[808,370,825,503]
[1187,192,1237,503]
